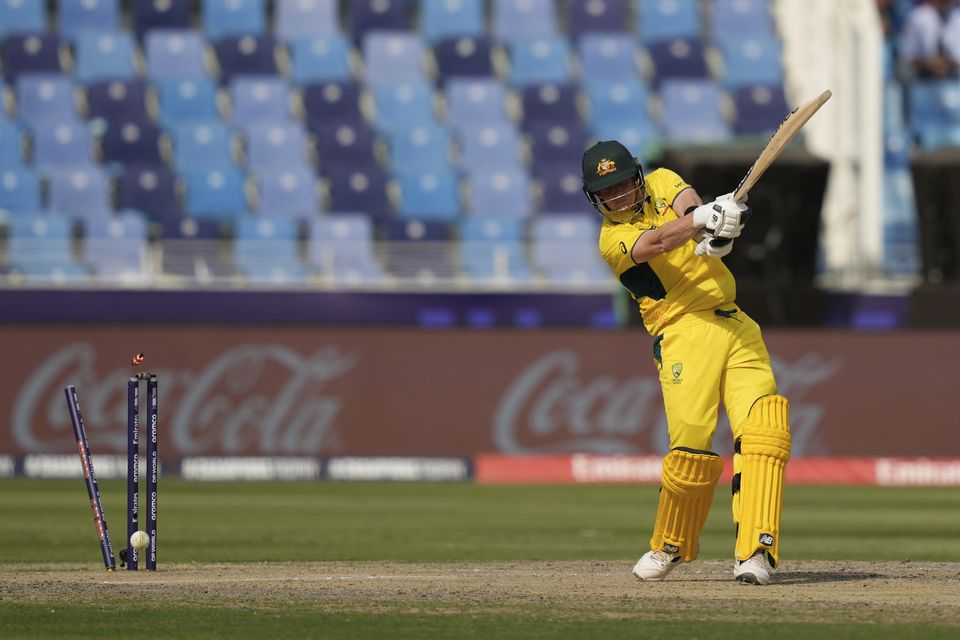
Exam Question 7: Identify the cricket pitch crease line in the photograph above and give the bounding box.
[103,575,466,585]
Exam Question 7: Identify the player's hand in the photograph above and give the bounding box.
[694,230,734,258]
[691,199,747,239]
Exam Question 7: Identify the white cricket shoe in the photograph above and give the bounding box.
[632,550,683,582]
[734,550,772,585]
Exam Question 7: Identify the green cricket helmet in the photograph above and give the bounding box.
[581,140,645,224]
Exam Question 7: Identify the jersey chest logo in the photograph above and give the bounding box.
[654,197,668,215]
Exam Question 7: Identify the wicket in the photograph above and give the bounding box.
[127,373,158,571]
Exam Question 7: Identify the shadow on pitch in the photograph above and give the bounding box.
[774,571,884,585]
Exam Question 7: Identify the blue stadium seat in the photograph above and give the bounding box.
[445,78,509,133]
[710,0,775,41]
[48,166,112,219]
[2,34,65,82]
[387,124,452,172]
[520,83,580,128]
[274,0,340,42]
[16,74,77,129]
[0,167,41,212]
[255,167,320,217]
[215,34,279,82]
[9,215,87,281]
[0,0,45,39]
[584,78,652,128]
[509,37,572,87]
[536,168,588,214]
[731,84,788,135]
[182,167,250,220]
[309,214,384,284]
[233,216,310,284]
[243,122,310,172]
[591,119,661,159]
[32,122,94,169]
[59,0,121,40]
[160,217,236,279]
[492,0,557,43]
[460,216,532,283]
[382,218,459,281]
[394,168,461,220]
[718,36,783,89]
[86,80,150,127]
[526,121,589,173]
[467,170,532,218]
[457,124,524,176]
[568,0,629,38]
[648,37,709,85]
[0,120,26,169]
[433,36,495,86]
[156,78,219,125]
[659,79,732,143]
[324,165,391,220]
[73,32,137,84]
[637,0,701,46]
[100,119,163,167]
[171,122,235,172]
[301,81,363,121]
[229,77,291,125]
[117,166,181,222]
[311,119,380,170]
[203,0,266,41]
[909,80,960,149]
[371,82,437,135]
[531,215,611,284]
[362,31,427,86]
[577,33,639,82]
[350,0,410,45]
[133,0,191,41]
[145,30,209,80]
[421,0,484,44]
[84,212,149,282]
[288,34,353,84]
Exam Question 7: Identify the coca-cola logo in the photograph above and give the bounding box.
[14,343,355,455]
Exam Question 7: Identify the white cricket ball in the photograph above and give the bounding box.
[130,530,150,551]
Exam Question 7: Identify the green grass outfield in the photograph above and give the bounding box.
[1,480,959,639]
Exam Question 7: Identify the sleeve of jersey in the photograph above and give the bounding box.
[600,223,650,277]
[649,168,693,209]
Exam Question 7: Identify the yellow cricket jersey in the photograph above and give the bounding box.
[598,168,736,336]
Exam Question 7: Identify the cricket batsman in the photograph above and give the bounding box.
[582,140,791,585]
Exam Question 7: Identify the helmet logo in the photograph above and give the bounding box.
[596,158,617,176]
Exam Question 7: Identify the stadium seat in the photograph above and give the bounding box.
[386,124,452,173]
[591,119,661,159]
[229,77,291,125]
[467,170,533,218]
[349,0,410,44]
[637,0,701,46]
[8,215,87,282]
[117,166,181,222]
[203,0,266,41]
[160,216,235,280]
[73,32,137,84]
[274,0,340,42]
[0,0,46,39]
[324,165,391,220]
[288,34,354,84]
[567,0,629,38]
[382,218,459,281]
[243,122,310,172]
[301,81,363,122]
[255,167,320,217]
[731,84,788,135]
[2,34,65,82]
[216,35,280,82]
[394,168,462,221]
[0,167,41,212]
[16,74,78,129]
[492,0,558,42]
[508,37,573,87]
[171,122,235,172]
[84,212,149,282]
[659,79,732,143]
[718,36,783,90]
[156,78,220,125]
[577,33,639,82]
[460,216,533,283]
[908,80,960,149]
[421,0,484,44]
[648,37,709,86]
[182,167,250,220]
[362,31,427,86]
[233,216,310,284]
[531,214,611,284]
[445,78,510,133]
[47,166,112,219]
[371,82,438,135]
[32,122,94,169]
[311,119,380,170]
[584,78,652,129]
[309,214,384,284]
[433,36,495,86]
[526,121,590,173]
[145,30,209,80]
[0,120,26,169]
[132,0,191,41]
[457,124,524,176]
[86,80,151,127]
[710,0,775,41]
[100,119,163,167]
[58,0,121,41]
[520,83,580,129]
[536,168,588,214]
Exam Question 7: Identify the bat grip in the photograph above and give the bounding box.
[710,238,733,248]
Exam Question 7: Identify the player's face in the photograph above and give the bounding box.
[596,176,643,213]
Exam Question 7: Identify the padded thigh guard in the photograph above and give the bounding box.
[734,394,791,567]
[649,448,724,563]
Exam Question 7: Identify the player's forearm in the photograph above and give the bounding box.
[631,216,698,263]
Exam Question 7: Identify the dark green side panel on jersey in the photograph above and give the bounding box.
[620,263,667,301]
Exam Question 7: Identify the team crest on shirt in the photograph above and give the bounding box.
[654,197,667,214]
[596,158,617,176]
[671,363,683,383]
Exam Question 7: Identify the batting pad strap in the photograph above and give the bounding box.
[735,394,791,567]
[649,448,724,563]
